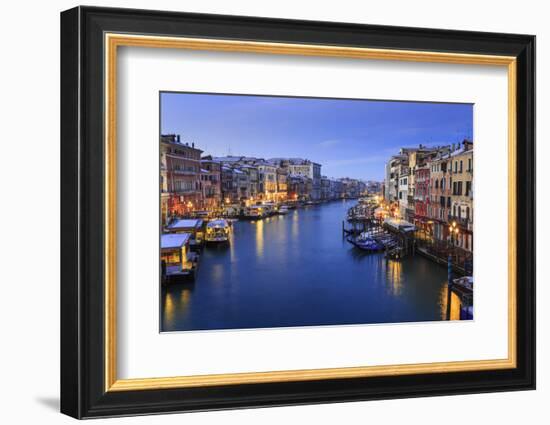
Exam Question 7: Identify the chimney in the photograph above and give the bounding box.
[192,142,195,148]
[176,135,180,143]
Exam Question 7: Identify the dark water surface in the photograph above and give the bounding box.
[161,200,457,332]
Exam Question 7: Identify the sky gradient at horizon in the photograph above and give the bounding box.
[161,92,473,180]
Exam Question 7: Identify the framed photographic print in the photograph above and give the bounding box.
[60,6,536,419]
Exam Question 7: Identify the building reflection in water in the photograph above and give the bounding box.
[291,210,299,239]
[254,219,264,259]
[439,285,462,320]
[385,259,403,296]
[162,286,192,328]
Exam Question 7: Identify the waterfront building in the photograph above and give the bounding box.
[287,173,310,201]
[329,178,344,200]
[234,167,250,202]
[160,134,203,221]
[413,164,431,236]
[271,158,322,201]
[200,156,222,212]
[256,160,278,201]
[449,140,474,252]
[428,150,452,242]
[339,177,366,199]
[401,146,444,221]
[365,180,383,195]
[321,176,330,200]
[239,164,260,202]
[385,154,407,203]
[221,165,239,204]
[275,166,288,202]
[397,167,410,218]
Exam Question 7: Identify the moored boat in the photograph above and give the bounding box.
[204,219,231,243]
[278,205,290,215]
[347,232,384,252]
[243,205,266,219]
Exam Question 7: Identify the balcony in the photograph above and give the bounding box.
[447,215,473,229]
[171,168,198,176]
[170,188,200,195]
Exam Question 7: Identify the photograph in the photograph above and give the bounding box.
[159,92,474,332]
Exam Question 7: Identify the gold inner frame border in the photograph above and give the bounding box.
[104,33,517,392]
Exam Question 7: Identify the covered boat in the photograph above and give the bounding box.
[347,232,384,252]
[205,219,231,243]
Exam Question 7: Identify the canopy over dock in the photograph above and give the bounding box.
[166,219,203,231]
[383,217,416,233]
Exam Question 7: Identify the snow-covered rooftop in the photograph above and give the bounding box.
[161,233,191,249]
[167,219,203,229]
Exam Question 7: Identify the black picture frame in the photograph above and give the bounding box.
[61,5,535,419]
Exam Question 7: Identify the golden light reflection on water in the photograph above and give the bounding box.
[255,219,264,258]
[229,226,236,263]
[385,259,403,296]
[211,263,224,282]
[163,292,175,324]
[291,211,299,239]
[439,285,462,320]
[163,287,192,327]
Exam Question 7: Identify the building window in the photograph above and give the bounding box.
[460,160,463,173]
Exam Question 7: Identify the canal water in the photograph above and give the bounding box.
[161,200,461,332]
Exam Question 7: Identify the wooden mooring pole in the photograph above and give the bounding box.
[446,254,453,320]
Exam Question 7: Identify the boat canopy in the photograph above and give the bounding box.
[207,219,229,228]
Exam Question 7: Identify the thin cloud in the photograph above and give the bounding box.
[324,155,388,167]
[318,139,341,148]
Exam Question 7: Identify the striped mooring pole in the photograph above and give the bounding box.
[447,254,453,283]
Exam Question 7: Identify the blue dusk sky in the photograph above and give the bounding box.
[161,92,473,181]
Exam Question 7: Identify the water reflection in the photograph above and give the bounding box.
[162,201,459,332]
[162,285,193,327]
[439,284,462,321]
[385,260,403,296]
[254,220,264,259]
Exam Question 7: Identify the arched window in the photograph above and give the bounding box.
[441,178,444,190]
[435,179,439,189]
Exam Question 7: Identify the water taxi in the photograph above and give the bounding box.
[205,219,231,243]
[261,202,277,215]
[243,205,265,219]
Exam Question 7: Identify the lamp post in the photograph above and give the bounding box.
[446,221,459,320]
